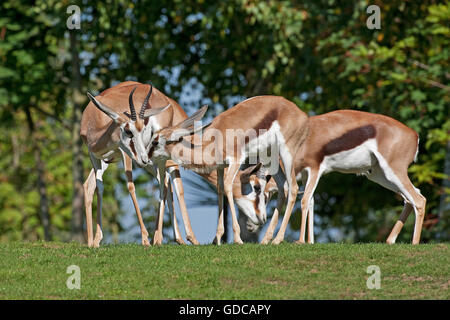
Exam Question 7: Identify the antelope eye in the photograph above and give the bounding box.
[124,129,133,137]
[152,140,159,146]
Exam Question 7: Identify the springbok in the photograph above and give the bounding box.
[147,96,309,244]
[246,110,426,245]
[80,81,199,247]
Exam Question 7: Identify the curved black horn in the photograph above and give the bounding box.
[128,86,137,121]
[139,83,153,119]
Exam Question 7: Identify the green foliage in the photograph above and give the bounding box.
[0,0,447,243]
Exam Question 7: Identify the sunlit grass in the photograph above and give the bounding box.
[0,242,448,299]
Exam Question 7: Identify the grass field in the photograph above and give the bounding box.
[0,242,448,299]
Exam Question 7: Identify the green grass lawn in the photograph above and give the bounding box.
[0,242,448,299]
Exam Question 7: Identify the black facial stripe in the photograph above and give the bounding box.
[254,194,260,212]
[129,140,137,157]
[148,145,155,159]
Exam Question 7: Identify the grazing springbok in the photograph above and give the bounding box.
[147,96,309,244]
[80,81,199,247]
[146,109,268,245]
[246,110,426,245]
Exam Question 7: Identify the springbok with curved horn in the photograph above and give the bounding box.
[245,110,426,245]
[148,96,309,244]
[80,82,199,247]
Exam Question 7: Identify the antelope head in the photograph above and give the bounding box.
[236,163,271,227]
[148,105,209,161]
[87,85,170,167]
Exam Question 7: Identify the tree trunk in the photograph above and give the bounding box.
[439,141,450,240]
[24,107,52,241]
[69,31,85,243]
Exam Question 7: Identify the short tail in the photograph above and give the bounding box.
[413,137,420,163]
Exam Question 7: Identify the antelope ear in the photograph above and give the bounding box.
[167,122,211,142]
[177,105,208,129]
[87,91,125,123]
[241,163,263,178]
[165,105,210,142]
[143,103,171,118]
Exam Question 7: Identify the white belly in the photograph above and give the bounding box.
[320,139,376,175]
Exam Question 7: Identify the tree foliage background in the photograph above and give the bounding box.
[0,0,448,243]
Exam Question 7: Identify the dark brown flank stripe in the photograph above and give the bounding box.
[318,125,377,162]
[253,109,279,134]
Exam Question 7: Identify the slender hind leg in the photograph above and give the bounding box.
[386,202,413,244]
[367,160,426,244]
[394,177,426,245]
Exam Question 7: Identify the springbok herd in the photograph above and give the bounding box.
[80,81,426,247]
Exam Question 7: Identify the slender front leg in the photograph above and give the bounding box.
[83,168,96,247]
[169,166,199,245]
[272,164,299,245]
[224,162,244,244]
[213,167,225,245]
[295,169,320,244]
[93,160,109,248]
[166,177,185,245]
[153,162,168,246]
[307,197,315,244]
[122,152,150,247]
[261,171,287,244]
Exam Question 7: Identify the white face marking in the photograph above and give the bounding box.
[235,197,260,225]
[143,117,162,151]
[119,122,150,167]
[235,175,269,226]
[149,133,171,161]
